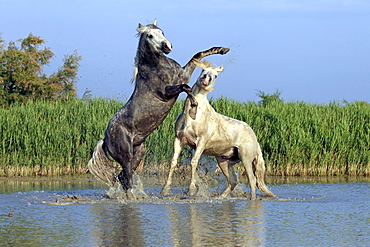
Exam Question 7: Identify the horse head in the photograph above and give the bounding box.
[195,60,223,92]
[137,20,172,54]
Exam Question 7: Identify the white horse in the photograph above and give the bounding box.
[161,61,275,200]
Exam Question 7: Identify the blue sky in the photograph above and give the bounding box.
[1,0,370,103]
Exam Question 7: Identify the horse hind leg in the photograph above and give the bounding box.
[239,148,257,200]
[125,143,149,199]
[216,157,238,197]
[106,133,137,198]
[117,161,133,192]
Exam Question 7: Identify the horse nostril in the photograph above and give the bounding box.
[162,41,172,54]
[166,41,172,51]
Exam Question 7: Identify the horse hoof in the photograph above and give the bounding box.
[220,47,230,54]
[160,187,171,196]
[126,190,135,200]
[219,193,229,198]
[187,188,197,197]
[135,193,148,200]
[189,108,197,120]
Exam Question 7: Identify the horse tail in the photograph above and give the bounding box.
[87,139,121,187]
[254,147,276,197]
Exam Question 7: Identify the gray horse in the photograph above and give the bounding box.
[161,61,275,200]
[88,20,229,198]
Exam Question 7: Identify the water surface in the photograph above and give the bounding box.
[0,176,369,246]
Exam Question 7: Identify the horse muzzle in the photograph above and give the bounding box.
[161,41,172,54]
[200,74,210,87]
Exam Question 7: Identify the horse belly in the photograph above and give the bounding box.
[202,139,235,157]
[132,96,175,134]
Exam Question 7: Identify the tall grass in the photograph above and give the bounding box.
[226,99,369,176]
[0,98,122,176]
[0,97,369,176]
[147,97,370,176]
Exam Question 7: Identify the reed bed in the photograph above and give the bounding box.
[0,98,122,176]
[0,98,369,177]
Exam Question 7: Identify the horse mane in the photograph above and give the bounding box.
[137,24,160,35]
[131,22,161,84]
[131,65,138,83]
[194,60,212,69]
[195,60,223,73]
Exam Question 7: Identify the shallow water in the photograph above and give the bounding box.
[0,176,369,246]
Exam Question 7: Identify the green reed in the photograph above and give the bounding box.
[209,98,370,176]
[0,97,369,176]
[147,97,370,176]
[0,98,122,176]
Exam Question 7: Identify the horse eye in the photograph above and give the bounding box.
[148,34,153,39]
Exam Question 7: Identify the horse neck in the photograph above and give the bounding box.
[192,84,211,100]
[135,36,161,66]
[184,84,211,111]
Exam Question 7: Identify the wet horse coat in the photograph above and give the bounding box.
[161,61,275,200]
[88,21,229,198]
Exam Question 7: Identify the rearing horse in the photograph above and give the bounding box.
[88,20,229,198]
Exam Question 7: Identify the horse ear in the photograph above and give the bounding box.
[216,66,224,73]
[153,19,157,26]
[138,23,147,34]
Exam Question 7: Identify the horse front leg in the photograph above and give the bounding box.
[188,143,205,196]
[161,137,184,196]
[182,47,230,79]
[165,84,198,119]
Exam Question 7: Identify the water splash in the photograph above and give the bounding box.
[106,174,149,200]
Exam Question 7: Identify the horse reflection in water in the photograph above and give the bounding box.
[89,204,145,246]
[88,20,230,199]
[161,61,275,200]
[88,201,265,246]
[166,201,265,246]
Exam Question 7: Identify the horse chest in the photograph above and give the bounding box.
[177,128,198,146]
[139,57,181,84]
[158,71,174,84]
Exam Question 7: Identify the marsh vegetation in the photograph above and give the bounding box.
[0,97,369,177]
